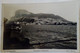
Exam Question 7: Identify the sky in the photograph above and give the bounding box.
[2,1,78,22]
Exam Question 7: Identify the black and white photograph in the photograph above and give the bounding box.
[2,2,78,50]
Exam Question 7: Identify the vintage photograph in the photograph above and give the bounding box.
[2,3,77,50]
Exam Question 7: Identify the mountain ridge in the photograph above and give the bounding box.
[9,10,76,25]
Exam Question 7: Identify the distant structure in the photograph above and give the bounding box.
[4,17,8,24]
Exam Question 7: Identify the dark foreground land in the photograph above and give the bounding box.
[3,25,77,49]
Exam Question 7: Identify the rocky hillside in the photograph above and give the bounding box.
[9,10,76,25]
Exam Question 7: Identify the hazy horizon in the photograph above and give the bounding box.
[2,2,78,22]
